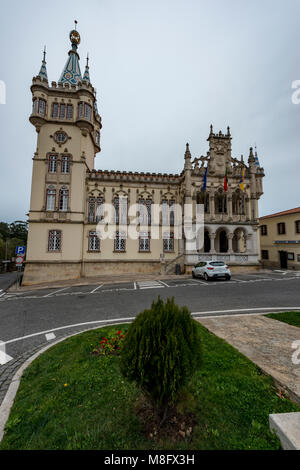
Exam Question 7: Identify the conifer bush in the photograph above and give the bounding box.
[120,297,202,421]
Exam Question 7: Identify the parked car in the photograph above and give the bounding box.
[192,261,231,281]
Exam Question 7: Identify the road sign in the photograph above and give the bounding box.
[15,246,26,256]
[15,256,24,266]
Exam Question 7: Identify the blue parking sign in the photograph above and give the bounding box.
[16,246,26,256]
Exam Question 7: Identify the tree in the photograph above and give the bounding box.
[120,297,202,424]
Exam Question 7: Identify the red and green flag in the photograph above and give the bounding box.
[224,167,228,192]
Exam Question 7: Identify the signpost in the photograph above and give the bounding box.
[15,247,26,289]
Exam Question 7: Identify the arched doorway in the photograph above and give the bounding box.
[219,230,228,253]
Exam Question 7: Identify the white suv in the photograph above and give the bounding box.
[192,261,231,281]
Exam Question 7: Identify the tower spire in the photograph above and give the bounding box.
[83,53,91,83]
[37,46,48,82]
[59,23,82,85]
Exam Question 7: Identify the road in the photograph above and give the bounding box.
[0,270,300,364]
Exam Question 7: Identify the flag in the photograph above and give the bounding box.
[202,167,208,191]
[224,168,228,192]
[239,168,245,191]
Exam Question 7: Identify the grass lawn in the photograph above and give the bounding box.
[265,311,300,327]
[1,322,299,450]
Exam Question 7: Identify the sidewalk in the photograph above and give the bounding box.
[196,315,300,404]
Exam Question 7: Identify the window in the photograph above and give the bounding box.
[33,98,46,116]
[48,154,58,173]
[54,131,68,144]
[261,225,268,236]
[163,232,174,252]
[296,220,300,234]
[52,103,59,118]
[114,197,127,224]
[297,254,300,262]
[288,253,295,261]
[89,231,100,251]
[277,223,286,235]
[169,200,175,226]
[48,230,61,251]
[46,186,56,211]
[32,99,37,114]
[96,197,104,222]
[139,232,150,252]
[84,103,92,120]
[114,231,126,252]
[95,131,100,145]
[59,187,69,212]
[162,199,169,225]
[66,104,73,119]
[78,102,92,121]
[59,104,66,119]
[38,99,46,117]
[61,155,70,174]
[138,199,152,225]
[88,197,96,223]
[261,250,269,260]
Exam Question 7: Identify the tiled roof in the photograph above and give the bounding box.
[259,207,300,220]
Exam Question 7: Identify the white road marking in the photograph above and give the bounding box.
[90,284,103,294]
[45,333,56,341]
[137,281,164,289]
[2,307,300,347]
[159,281,171,287]
[0,341,13,365]
[43,287,70,298]
[134,282,137,290]
[192,279,209,285]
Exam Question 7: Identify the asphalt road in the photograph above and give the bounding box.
[0,271,300,364]
[0,272,17,294]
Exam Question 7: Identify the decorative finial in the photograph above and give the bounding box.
[74,20,78,30]
[227,126,231,136]
[43,45,46,62]
[210,124,213,134]
[86,53,89,67]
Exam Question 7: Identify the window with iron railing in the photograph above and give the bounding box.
[48,230,61,251]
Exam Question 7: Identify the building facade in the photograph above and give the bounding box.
[23,28,265,285]
[259,208,300,270]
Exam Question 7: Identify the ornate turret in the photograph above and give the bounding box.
[59,22,83,85]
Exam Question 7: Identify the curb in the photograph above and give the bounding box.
[0,321,131,444]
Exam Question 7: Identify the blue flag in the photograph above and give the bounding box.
[202,167,208,191]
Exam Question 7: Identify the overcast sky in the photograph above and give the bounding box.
[0,0,299,222]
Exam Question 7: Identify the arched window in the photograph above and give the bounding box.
[59,186,69,212]
[46,186,56,211]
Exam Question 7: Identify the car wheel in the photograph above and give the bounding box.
[226,276,231,281]
[204,273,209,282]
[192,272,196,278]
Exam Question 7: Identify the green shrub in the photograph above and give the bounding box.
[120,297,202,420]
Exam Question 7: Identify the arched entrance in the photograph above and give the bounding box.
[204,230,211,253]
[219,230,228,253]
